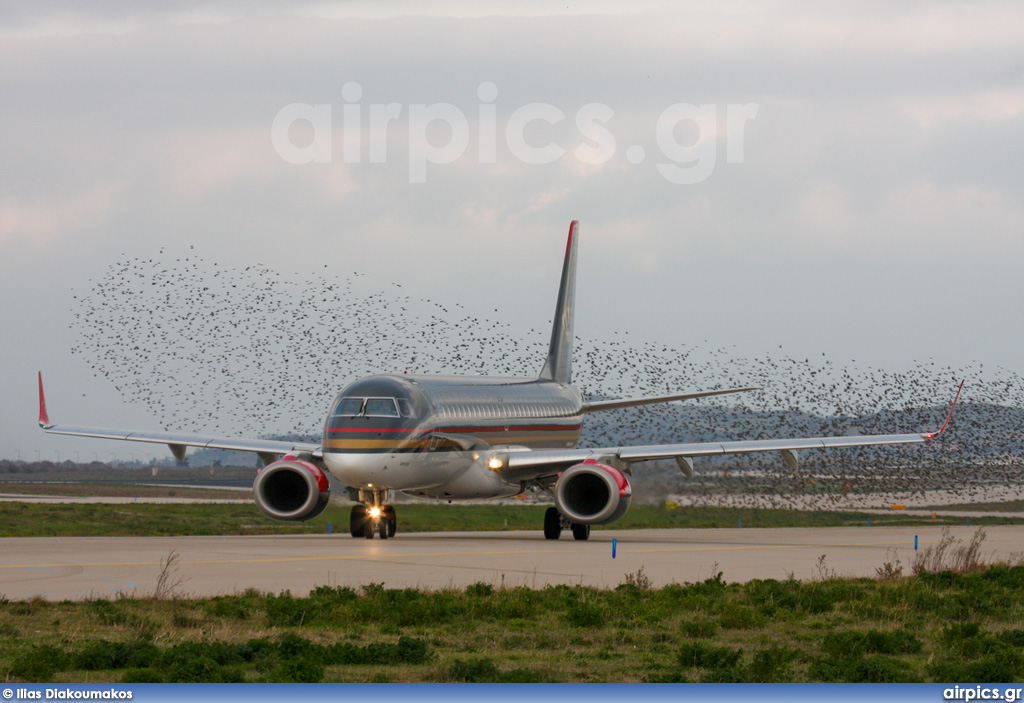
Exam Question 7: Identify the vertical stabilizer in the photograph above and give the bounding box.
[539,220,579,384]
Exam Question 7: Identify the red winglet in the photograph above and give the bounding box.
[924,379,964,439]
[38,371,51,428]
[565,220,578,260]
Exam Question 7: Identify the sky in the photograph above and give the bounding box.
[2,1,1023,462]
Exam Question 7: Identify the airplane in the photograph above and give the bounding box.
[37,221,963,541]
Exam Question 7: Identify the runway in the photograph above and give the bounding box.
[1,525,1020,600]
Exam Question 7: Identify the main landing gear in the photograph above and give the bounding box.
[349,504,396,540]
[543,506,590,541]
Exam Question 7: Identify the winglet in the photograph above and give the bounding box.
[38,371,52,429]
[923,379,964,439]
[539,220,579,385]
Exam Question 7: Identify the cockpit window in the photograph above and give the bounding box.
[363,397,400,417]
[335,397,365,416]
[396,398,415,417]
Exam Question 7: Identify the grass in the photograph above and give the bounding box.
[923,500,1024,513]
[9,501,1024,538]
[3,540,1024,683]
[0,482,250,500]
[1,501,1022,538]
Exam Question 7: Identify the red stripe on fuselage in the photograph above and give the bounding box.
[326,427,418,433]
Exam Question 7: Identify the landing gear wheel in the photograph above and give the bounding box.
[571,523,591,541]
[363,517,375,539]
[543,507,562,540]
[383,506,396,538]
[350,505,367,538]
[378,517,388,540]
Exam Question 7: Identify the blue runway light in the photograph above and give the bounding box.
[612,538,617,559]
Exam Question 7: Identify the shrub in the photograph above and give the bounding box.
[164,656,244,683]
[162,641,246,668]
[821,629,922,658]
[89,599,129,626]
[717,602,766,629]
[645,669,692,683]
[264,592,325,626]
[395,636,430,664]
[796,589,834,614]
[120,667,164,683]
[235,638,275,665]
[999,629,1024,647]
[680,619,718,639]
[749,646,798,682]
[310,585,358,602]
[445,657,500,682]
[678,642,743,670]
[6,645,67,681]
[465,582,494,597]
[498,667,545,682]
[810,655,920,682]
[72,639,160,670]
[563,601,604,628]
[267,657,323,683]
[205,595,252,619]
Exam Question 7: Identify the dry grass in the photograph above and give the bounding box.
[152,550,189,600]
[911,527,988,575]
[875,549,904,581]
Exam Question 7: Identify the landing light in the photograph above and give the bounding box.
[488,457,504,470]
[369,507,381,518]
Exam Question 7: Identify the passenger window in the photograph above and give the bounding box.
[364,398,400,417]
[335,397,365,416]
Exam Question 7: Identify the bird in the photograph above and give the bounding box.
[67,246,1024,510]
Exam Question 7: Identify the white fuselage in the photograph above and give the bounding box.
[321,373,583,500]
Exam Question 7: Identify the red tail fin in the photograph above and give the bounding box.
[38,371,51,428]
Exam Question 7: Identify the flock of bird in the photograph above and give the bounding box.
[70,251,1024,509]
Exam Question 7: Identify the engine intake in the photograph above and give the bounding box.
[253,458,330,521]
[553,459,632,525]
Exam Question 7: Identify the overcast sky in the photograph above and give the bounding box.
[3,1,1023,462]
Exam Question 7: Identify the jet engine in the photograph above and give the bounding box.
[253,457,330,521]
[553,459,632,525]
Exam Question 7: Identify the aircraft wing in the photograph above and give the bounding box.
[503,381,964,482]
[581,387,758,413]
[37,373,319,464]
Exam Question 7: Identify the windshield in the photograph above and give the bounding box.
[364,397,400,417]
[332,396,411,418]
[335,397,365,416]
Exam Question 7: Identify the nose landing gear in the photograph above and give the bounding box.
[349,503,397,540]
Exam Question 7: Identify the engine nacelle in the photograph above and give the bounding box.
[553,459,632,525]
[253,457,330,522]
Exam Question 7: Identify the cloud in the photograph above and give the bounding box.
[2,1,1024,460]
[0,183,124,246]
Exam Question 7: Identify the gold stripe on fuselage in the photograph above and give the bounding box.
[323,430,581,451]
